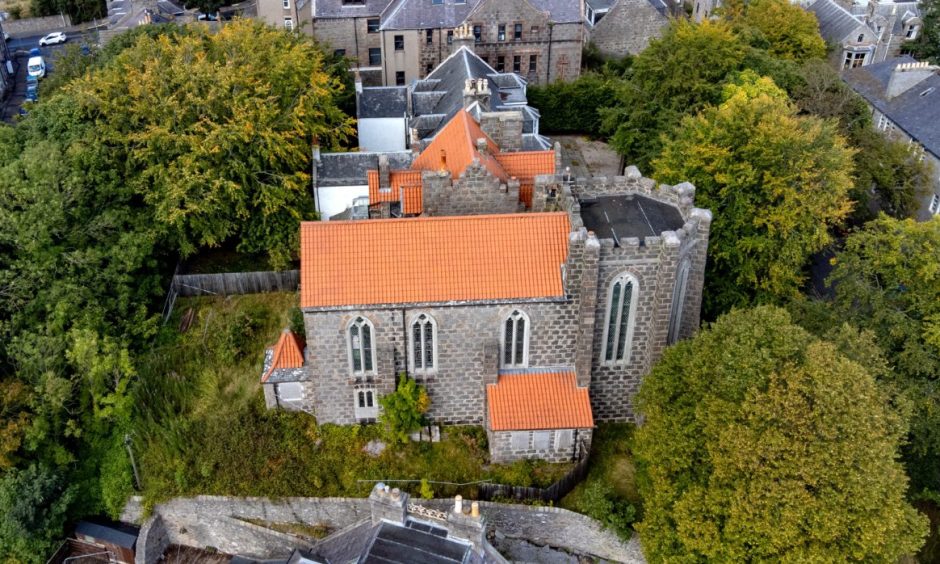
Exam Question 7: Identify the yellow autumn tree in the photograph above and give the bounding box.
[652,71,854,316]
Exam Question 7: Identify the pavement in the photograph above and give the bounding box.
[2,29,98,122]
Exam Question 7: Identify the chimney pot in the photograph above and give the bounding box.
[454,495,463,513]
[471,501,480,518]
[391,487,401,500]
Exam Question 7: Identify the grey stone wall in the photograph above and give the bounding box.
[312,17,383,71]
[421,164,523,217]
[129,495,644,563]
[135,514,170,564]
[488,428,593,463]
[479,112,523,152]
[1,14,70,35]
[587,0,668,57]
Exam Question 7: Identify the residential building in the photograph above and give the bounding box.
[843,57,940,220]
[585,0,670,57]
[307,0,391,86]
[100,0,186,43]
[263,109,712,463]
[808,0,881,69]
[854,0,923,62]
[312,149,414,219]
[354,45,549,152]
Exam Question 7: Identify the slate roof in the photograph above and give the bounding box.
[313,0,392,18]
[579,194,685,244]
[528,0,583,23]
[317,151,414,187]
[843,56,940,159]
[360,521,471,563]
[380,0,481,30]
[359,87,409,119]
[487,370,594,431]
[74,521,139,549]
[808,0,871,43]
[299,213,570,308]
[586,0,617,10]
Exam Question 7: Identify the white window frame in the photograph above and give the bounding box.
[348,316,376,375]
[532,431,551,450]
[284,17,293,30]
[282,0,289,8]
[601,273,639,365]
[501,310,530,368]
[668,259,692,345]
[906,25,919,39]
[354,387,378,420]
[277,382,303,402]
[410,313,438,374]
[510,431,528,450]
[929,193,940,215]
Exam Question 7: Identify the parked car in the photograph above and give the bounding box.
[27,53,45,79]
[38,31,67,46]
[25,82,38,103]
[196,12,218,20]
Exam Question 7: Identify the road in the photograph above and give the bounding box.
[2,30,99,123]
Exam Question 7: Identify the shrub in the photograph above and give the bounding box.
[378,375,430,444]
[577,481,635,540]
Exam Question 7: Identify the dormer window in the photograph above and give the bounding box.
[857,33,865,43]
[906,25,919,39]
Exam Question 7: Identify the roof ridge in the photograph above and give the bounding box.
[301,211,567,227]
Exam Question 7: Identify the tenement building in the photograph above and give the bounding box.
[258,0,670,86]
[262,109,712,463]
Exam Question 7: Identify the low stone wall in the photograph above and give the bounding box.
[127,495,645,563]
[2,14,71,35]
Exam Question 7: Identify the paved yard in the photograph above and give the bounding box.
[553,135,623,179]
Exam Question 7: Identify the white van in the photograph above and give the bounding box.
[27,54,46,79]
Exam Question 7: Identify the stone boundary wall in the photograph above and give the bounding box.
[2,15,71,35]
[126,495,645,563]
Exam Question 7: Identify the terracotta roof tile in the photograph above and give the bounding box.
[412,110,505,180]
[368,170,423,204]
[262,329,305,382]
[487,371,594,431]
[400,184,423,215]
[299,213,570,308]
[495,151,556,180]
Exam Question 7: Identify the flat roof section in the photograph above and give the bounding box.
[579,194,684,244]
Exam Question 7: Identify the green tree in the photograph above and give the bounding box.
[601,20,748,168]
[725,0,827,62]
[634,306,928,561]
[652,72,854,315]
[904,0,940,63]
[528,71,625,135]
[378,375,430,444]
[0,464,77,561]
[63,20,353,266]
[826,216,940,494]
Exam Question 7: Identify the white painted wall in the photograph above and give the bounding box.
[358,117,407,152]
[316,185,369,220]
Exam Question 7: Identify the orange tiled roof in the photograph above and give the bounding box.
[262,329,305,382]
[412,110,506,180]
[299,213,570,308]
[368,170,423,205]
[400,184,423,215]
[494,151,556,180]
[487,371,594,431]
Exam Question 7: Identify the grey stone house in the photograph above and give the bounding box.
[808,0,881,69]
[843,56,940,220]
[857,0,922,62]
[262,142,711,462]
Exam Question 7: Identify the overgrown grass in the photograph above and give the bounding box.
[132,293,572,510]
[561,423,640,516]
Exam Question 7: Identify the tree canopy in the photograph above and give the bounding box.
[652,72,854,315]
[0,22,352,559]
[634,306,928,561]
[723,0,827,63]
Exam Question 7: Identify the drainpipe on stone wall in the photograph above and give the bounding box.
[546,22,554,84]
[401,308,408,382]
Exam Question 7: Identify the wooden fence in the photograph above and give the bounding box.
[172,270,299,297]
[479,445,591,504]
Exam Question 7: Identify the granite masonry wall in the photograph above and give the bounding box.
[421,165,523,217]
[488,427,593,463]
[127,495,644,564]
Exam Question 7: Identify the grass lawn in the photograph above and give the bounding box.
[132,293,573,510]
[561,423,641,518]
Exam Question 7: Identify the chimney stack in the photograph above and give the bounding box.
[886,61,938,99]
[378,154,390,191]
[463,78,491,111]
[452,22,474,53]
